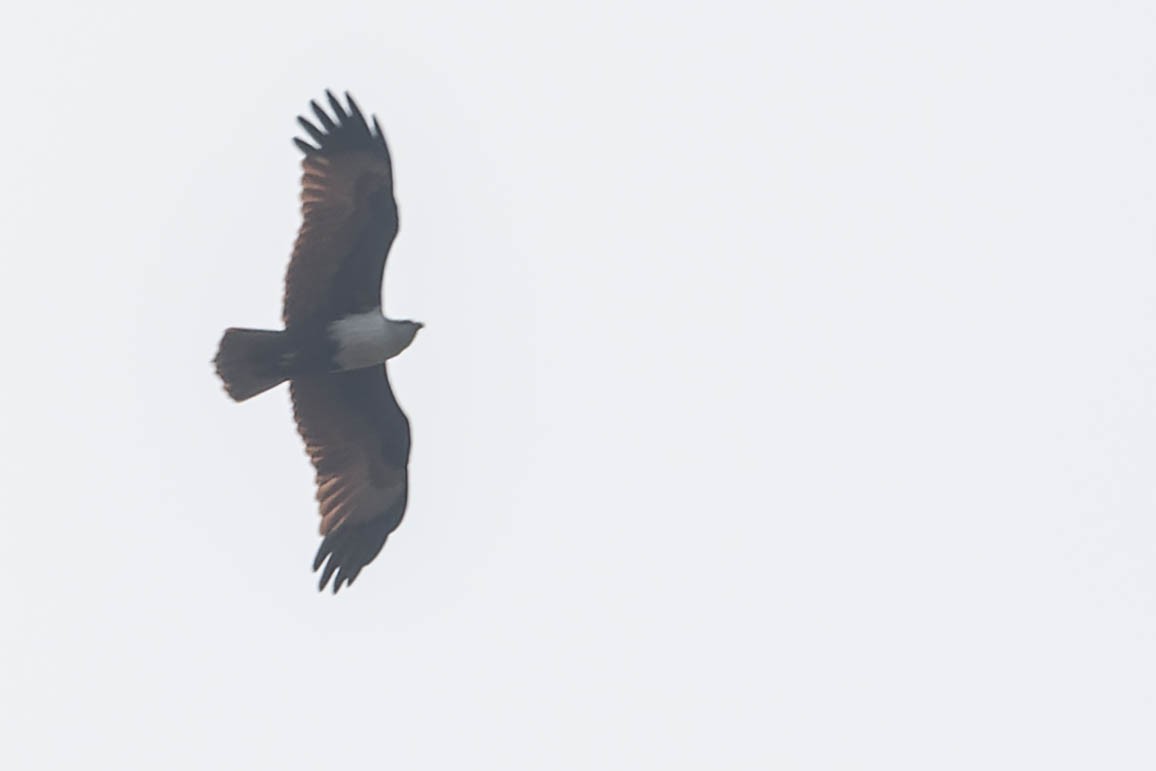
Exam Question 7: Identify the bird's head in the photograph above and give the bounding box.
[400,320,424,344]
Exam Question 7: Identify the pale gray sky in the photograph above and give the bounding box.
[3,1,1155,768]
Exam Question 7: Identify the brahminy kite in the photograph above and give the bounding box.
[213,91,422,593]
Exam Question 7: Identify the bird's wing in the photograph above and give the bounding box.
[283,91,398,328]
[290,365,411,592]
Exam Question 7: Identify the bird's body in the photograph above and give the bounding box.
[214,91,422,593]
[328,309,419,371]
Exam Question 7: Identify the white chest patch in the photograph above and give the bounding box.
[328,310,413,371]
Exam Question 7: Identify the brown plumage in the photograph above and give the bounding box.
[213,91,419,593]
[292,366,411,592]
[284,92,399,328]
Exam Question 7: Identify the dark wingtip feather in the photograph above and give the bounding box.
[293,91,393,165]
[326,90,348,122]
[345,93,364,121]
[310,100,336,131]
[372,116,388,151]
[312,543,331,572]
[296,116,326,144]
[311,499,404,594]
[319,554,340,592]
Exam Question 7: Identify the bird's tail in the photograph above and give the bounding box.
[213,328,291,402]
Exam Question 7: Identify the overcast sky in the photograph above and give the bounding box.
[3,1,1155,768]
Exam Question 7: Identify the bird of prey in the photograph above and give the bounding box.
[213,91,422,593]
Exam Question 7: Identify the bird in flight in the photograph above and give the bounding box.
[214,91,422,593]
